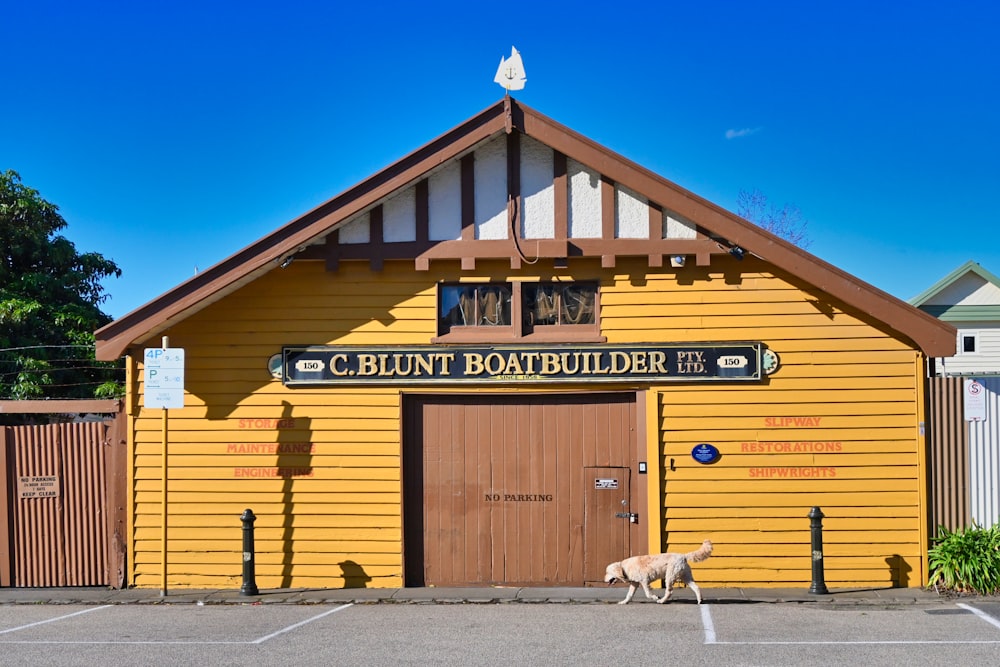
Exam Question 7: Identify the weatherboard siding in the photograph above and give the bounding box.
[939,324,1000,375]
[131,263,420,589]
[653,291,923,587]
[129,257,926,589]
[612,262,923,587]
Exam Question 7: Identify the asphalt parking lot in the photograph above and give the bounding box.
[1,599,998,666]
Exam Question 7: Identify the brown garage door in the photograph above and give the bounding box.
[403,393,640,587]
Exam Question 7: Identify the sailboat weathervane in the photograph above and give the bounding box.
[494,46,526,92]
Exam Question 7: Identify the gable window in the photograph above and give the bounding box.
[524,283,596,328]
[960,332,979,354]
[439,284,512,334]
[435,281,603,343]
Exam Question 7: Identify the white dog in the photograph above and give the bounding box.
[604,540,713,604]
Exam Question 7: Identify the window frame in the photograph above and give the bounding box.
[435,282,516,343]
[521,281,602,342]
[433,281,605,344]
[959,331,979,355]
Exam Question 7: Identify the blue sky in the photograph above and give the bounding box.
[3,1,997,320]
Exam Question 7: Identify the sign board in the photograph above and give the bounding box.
[18,475,59,499]
[144,347,185,409]
[282,343,768,386]
[594,478,619,490]
[964,379,987,422]
[692,443,721,464]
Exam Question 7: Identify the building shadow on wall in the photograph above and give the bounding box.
[339,560,372,588]
[886,554,912,587]
[277,400,313,589]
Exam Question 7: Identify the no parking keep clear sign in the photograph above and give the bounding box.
[964,379,986,422]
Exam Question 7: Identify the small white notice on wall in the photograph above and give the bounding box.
[964,379,987,422]
[18,475,59,499]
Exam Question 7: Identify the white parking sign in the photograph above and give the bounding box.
[144,347,185,409]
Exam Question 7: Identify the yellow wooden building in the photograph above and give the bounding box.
[96,98,955,591]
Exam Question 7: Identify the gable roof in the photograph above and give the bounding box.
[910,260,1000,323]
[94,97,956,360]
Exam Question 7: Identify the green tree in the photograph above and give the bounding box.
[737,188,812,249]
[0,169,123,412]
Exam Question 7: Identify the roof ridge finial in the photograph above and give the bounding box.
[494,46,526,94]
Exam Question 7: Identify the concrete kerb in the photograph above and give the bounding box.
[0,586,988,606]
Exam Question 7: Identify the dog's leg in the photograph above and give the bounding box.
[620,583,637,604]
[640,580,659,601]
[687,579,703,604]
[656,581,673,604]
[678,568,703,604]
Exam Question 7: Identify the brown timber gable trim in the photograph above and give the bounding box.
[316,129,721,271]
[369,206,384,273]
[601,176,616,269]
[461,153,476,273]
[507,131,521,270]
[94,98,956,360]
[414,179,430,271]
[553,151,568,242]
[648,206,663,268]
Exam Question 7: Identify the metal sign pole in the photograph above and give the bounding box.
[161,336,169,597]
[144,337,184,597]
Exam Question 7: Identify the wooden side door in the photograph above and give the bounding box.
[583,466,631,584]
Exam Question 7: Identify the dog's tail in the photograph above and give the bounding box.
[685,539,713,563]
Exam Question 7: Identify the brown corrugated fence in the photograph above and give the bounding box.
[927,377,969,534]
[1,414,126,588]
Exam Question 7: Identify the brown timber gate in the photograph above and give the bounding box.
[0,415,127,588]
[403,392,642,587]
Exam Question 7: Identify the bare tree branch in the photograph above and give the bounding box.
[736,188,812,249]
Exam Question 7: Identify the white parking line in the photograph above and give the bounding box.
[251,603,354,644]
[700,604,717,644]
[701,602,1000,645]
[0,606,111,634]
[0,603,354,645]
[713,640,1000,645]
[0,639,248,645]
[957,603,1000,631]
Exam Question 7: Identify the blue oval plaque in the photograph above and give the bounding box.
[691,443,720,464]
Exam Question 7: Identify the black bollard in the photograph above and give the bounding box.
[808,506,829,594]
[240,509,259,596]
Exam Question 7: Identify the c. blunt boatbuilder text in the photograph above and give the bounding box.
[282,343,765,385]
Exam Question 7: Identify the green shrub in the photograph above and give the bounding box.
[927,523,1000,595]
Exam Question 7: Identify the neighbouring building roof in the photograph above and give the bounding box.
[910,260,1000,324]
[95,97,956,360]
